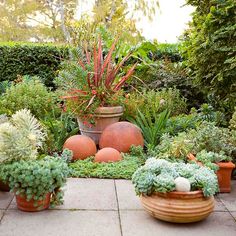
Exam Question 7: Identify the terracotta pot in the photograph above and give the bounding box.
[216,162,235,193]
[16,193,51,212]
[0,180,10,192]
[188,153,235,193]
[77,106,123,145]
[187,153,203,166]
[99,121,144,153]
[140,190,214,223]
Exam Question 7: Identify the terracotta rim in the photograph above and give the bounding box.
[216,161,235,168]
[94,106,123,117]
[149,190,206,199]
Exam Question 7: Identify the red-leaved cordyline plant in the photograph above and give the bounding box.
[60,37,137,121]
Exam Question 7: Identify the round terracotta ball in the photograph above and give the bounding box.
[94,148,122,163]
[63,135,97,161]
[99,121,144,153]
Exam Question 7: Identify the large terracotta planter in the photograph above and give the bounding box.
[216,162,235,193]
[0,180,10,192]
[77,106,123,144]
[16,193,51,212]
[187,153,235,193]
[140,191,214,223]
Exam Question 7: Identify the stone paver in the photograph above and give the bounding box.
[120,211,236,236]
[214,195,227,211]
[115,180,143,210]
[231,212,236,220]
[218,181,236,211]
[1,178,236,236]
[0,192,13,210]
[0,210,121,236]
[55,178,117,210]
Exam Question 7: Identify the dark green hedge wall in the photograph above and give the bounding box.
[0,42,70,87]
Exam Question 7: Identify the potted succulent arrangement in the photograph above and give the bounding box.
[0,153,70,212]
[187,122,235,192]
[57,38,136,144]
[0,109,71,211]
[132,158,218,223]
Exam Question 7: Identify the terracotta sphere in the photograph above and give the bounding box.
[99,121,144,153]
[63,135,97,161]
[94,148,122,163]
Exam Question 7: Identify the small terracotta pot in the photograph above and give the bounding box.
[78,106,123,145]
[140,190,214,223]
[187,153,235,193]
[216,162,235,193]
[16,193,51,212]
[0,180,10,192]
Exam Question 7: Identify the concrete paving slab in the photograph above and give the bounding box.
[214,196,227,211]
[55,178,118,210]
[0,210,121,236]
[231,212,236,220]
[0,210,4,220]
[0,192,13,210]
[120,210,236,236]
[218,181,236,211]
[115,180,143,210]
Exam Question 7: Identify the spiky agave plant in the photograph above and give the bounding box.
[0,109,46,164]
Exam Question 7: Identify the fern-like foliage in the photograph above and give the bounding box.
[0,109,46,164]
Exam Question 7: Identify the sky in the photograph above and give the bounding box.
[77,0,194,43]
[136,0,194,42]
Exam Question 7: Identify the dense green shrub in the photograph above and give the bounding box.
[0,77,60,119]
[0,42,69,86]
[184,0,236,117]
[123,88,187,120]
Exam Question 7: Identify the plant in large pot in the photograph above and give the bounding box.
[0,153,70,212]
[0,109,45,191]
[132,158,218,223]
[57,38,136,144]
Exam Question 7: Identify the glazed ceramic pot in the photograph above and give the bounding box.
[77,106,123,145]
[99,121,144,153]
[140,190,214,223]
[216,162,235,193]
[16,193,51,212]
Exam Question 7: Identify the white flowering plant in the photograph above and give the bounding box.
[132,158,219,197]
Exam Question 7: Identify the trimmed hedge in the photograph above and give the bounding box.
[0,42,70,87]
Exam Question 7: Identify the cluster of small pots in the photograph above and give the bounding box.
[63,121,144,163]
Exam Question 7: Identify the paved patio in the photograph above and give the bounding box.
[0,178,236,236]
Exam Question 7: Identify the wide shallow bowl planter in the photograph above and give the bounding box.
[188,153,235,193]
[140,190,214,223]
[16,193,51,212]
[0,180,10,192]
[77,106,123,144]
[216,162,235,193]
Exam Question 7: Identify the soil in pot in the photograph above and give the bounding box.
[77,106,123,145]
[140,190,214,223]
[16,193,51,212]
